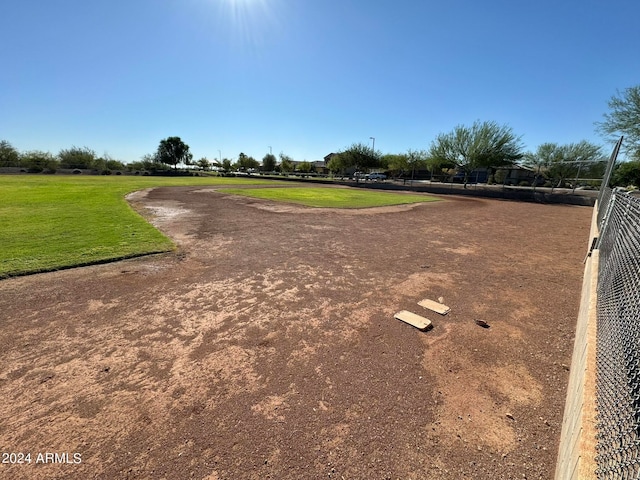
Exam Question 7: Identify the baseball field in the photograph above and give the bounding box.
[0,179,591,479]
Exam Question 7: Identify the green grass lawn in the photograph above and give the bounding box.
[223,187,439,208]
[0,176,439,278]
[0,175,272,278]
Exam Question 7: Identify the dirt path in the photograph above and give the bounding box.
[0,186,592,479]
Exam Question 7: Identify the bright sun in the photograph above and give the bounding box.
[214,0,279,48]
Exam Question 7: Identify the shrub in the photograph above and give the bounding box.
[21,151,58,173]
[0,140,20,167]
[101,169,112,175]
[72,169,82,174]
[59,146,97,169]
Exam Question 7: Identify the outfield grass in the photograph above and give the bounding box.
[0,175,272,278]
[1,177,439,278]
[223,187,439,208]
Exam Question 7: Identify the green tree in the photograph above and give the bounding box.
[429,120,524,187]
[523,141,603,188]
[21,151,59,173]
[236,152,247,170]
[326,154,345,175]
[297,161,314,173]
[385,150,438,182]
[425,154,454,180]
[596,85,640,156]
[335,143,380,178]
[279,153,294,173]
[196,157,211,171]
[383,153,408,177]
[236,152,260,171]
[106,159,126,171]
[378,154,389,170]
[262,153,277,172]
[521,143,564,187]
[127,160,145,172]
[582,159,607,183]
[406,149,428,181]
[611,160,640,188]
[0,140,20,167]
[221,158,233,172]
[548,141,603,188]
[58,146,97,169]
[139,153,164,172]
[95,153,125,172]
[156,137,192,170]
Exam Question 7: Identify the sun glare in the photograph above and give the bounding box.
[215,0,279,48]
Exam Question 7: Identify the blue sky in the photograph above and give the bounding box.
[1,0,639,163]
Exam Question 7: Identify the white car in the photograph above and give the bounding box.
[367,173,387,181]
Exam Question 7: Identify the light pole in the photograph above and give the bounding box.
[217,150,221,163]
[369,137,375,153]
[268,146,272,155]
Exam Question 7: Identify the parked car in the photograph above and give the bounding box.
[367,173,387,181]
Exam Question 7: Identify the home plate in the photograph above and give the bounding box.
[394,311,432,331]
[418,299,450,315]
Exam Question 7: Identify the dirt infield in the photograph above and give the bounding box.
[0,185,592,479]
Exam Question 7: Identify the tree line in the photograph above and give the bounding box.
[0,144,128,174]
[141,137,309,175]
[328,124,608,188]
[0,136,309,176]
[2,84,639,186]
[328,84,640,188]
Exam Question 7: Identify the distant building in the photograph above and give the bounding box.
[323,153,337,163]
[312,161,329,174]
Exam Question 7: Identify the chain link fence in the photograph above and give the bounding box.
[595,186,640,478]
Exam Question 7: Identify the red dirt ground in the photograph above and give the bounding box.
[0,185,592,479]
